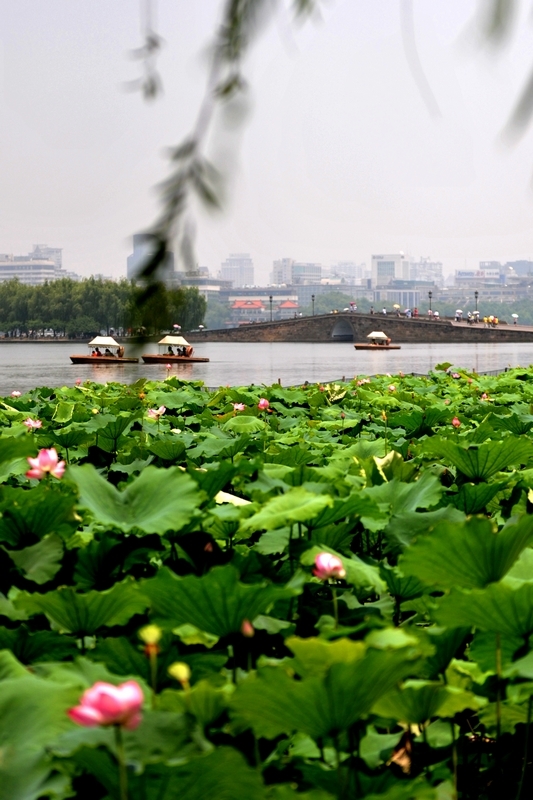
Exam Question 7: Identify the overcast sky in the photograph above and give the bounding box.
[2,0,533,283]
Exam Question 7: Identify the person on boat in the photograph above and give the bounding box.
[370,306,374,315]
[167,346,174,355]
[386,338,391,346]
[117,346,125,358]
[91,349,96,357]
[104,348,113,356]
[382,307,387,315]
[94,347,102,356]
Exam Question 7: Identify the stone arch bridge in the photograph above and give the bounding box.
[189,313,533,344]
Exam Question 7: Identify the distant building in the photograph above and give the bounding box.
[270,258,321,285]
[505,260,533,276]
[328,261,368,284]
[127,234,175,283]
[371,253,409,287]
[220,254,254,287]
[454,268,502,286]
[31,244,62,270]
[0,244,80,285]
[270,258,294,284]
[409,257,443,286]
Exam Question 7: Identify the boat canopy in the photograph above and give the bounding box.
[158,335,190,346]
[366,331,388,341]
[88,336,121,348]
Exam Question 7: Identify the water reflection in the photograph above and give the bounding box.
[0,340,532,394]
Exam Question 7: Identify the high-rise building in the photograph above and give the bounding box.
[270,258,294,284]
[270,258,321,285]
[371,253,409,287]
[220,253,254,287]
[409,257,444,286]
[127,234,175,282]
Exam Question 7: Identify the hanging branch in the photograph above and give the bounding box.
[134,0,321,307]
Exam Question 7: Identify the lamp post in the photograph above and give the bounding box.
[474,290,478,312]
[311,294,315,316]
[428,291,433,312]
[269,295,273,323]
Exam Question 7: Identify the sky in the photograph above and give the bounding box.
[2,0,533,283]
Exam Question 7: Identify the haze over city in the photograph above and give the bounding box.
[2,1,533,282]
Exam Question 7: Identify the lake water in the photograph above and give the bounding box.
[1,340,533,394]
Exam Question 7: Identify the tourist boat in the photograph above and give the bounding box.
[141,335,210,364]
[354,331,401,351]
[70,336,139,364]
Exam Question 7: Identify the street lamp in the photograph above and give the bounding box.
[269,295,273,323]
[311,294,315,316]
[428,291,433,312]
[474,290,478,311]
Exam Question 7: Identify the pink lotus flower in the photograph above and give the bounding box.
[319,385,326,392]
[356,378,371,386]
[241,619,255,638]
[313,552,346,580]
[10,391,21,398]
[388,384,396,392]
[451,372,460,379]
[26,448,65,480]
[452,417,461,428]
[23,418,42,430]
[165,363,171,370]
[147,406,166,419]
[258,398,270,410]
[480,393,488,401]
[68,681,143,730]
[75,378,82,386]
[233,403,246,411]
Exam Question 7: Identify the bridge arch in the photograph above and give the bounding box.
[330,318,354,341]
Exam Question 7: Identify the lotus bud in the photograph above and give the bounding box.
[139,625,162,646]
[451,417,461,428]
[313,552,346,580]
[168,661,191,688]
[257,398,270,410]
[241,619,255,638]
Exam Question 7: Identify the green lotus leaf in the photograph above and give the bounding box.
[3,533,63,584]
[433,581,533,637]
[423,436,533,481]
[385,506,466,551]
[14,580,148,635]
[0,627,77,665]
[69,464,202,534]
[365,471,442,515]
[74,746,264,799]
[141,565,296,636]
[399,516,533,589]
[231,637,422,740]
[0,669,79,800]
[451,480,509,514]
[372,679,486,725]
[0,484,78,546]
[240,486,333,532]
[223,415,267,433]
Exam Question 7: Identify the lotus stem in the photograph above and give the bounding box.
[496,632,502,743]
[149,649,158,708]
[332,586,339,629]
[114,725,129,800]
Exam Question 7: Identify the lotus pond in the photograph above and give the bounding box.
[4,367,533,799]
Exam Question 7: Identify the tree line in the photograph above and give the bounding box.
[0,278,206,337]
